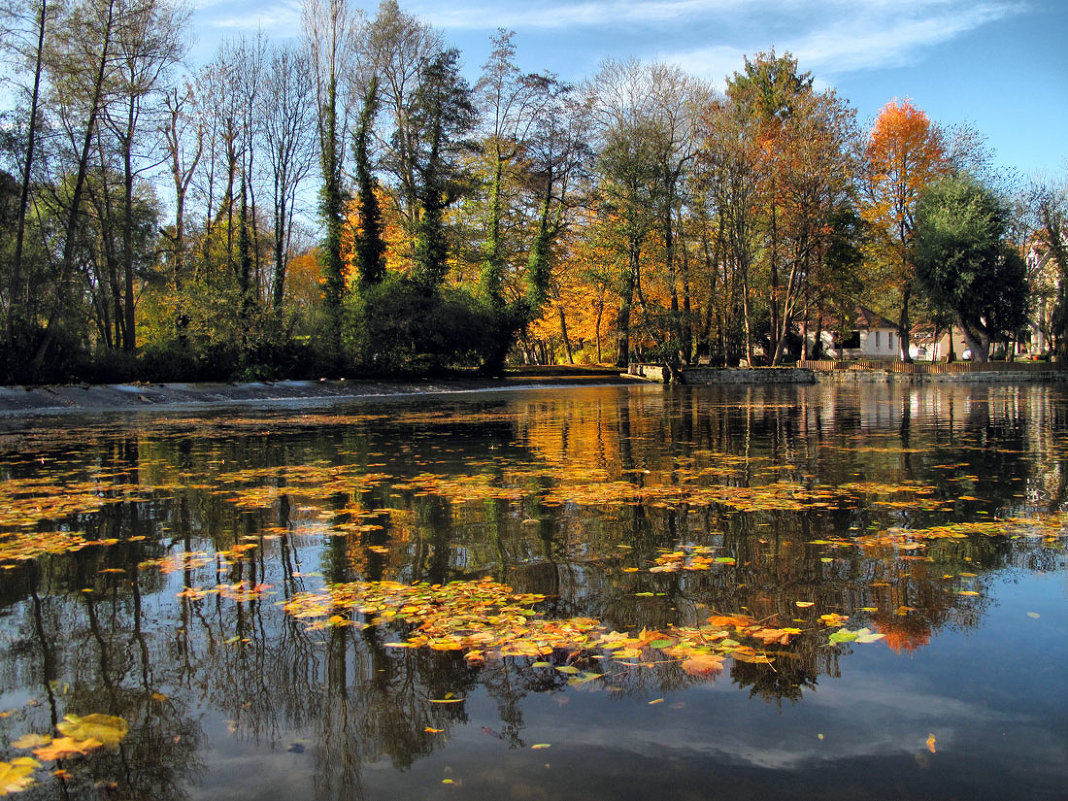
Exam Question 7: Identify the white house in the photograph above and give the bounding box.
[812,306,901,359]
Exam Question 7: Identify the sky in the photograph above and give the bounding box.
[190,0,1068,180]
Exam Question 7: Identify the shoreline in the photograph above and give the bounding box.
[0,373,634,417]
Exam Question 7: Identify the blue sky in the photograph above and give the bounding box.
[191,0,1067,179]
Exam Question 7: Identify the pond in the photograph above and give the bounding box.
[0,381,1066,800]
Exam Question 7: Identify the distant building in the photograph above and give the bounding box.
[810,305,901,359]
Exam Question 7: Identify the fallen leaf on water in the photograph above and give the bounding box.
[926,733,937,753]
[11,734,50,750]
[829,627,885,645]
[33,737,102,761]
[681,652,726,676]
[531,744,551,750]
[424,727,444,734]
[56,714,127,750]
[819,613,849,627]
[0,757,39,794]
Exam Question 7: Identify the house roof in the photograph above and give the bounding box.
[822,305,898,332]
[852,306,898,331]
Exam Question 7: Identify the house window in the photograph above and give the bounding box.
[875,331,880,348]
[889,332,895,351]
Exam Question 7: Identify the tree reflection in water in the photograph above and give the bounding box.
[0,382,1066,800]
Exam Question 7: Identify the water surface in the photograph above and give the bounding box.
[1,382,1066,800]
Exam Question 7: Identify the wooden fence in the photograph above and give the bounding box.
[799,359,1064,375]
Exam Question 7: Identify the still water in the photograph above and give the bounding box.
[0,382,1066,800]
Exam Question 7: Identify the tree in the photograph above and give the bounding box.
[694,96,760,365]
[863,98,951,362]
[261,42,315,308]
[32,0,120,371]
[361,0,442,245]
[718,50,860,366]
[351,75,386,286]
[914,174,1029,362]
[161,80,203,340]
[101,0,188,352]
[474,29,549,305]
[303,0,358,361]
[409,47,476,287]
[1024,177,1068,355]
[2,0,56,349]
[588,59,671,366]
[521,78,589,312]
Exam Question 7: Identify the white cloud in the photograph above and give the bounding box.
[661,0,1022,83]
[411,0,762,31]
[205,0,301,32]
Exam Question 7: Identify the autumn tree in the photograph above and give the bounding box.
[521,79,590,312]
[863,98,951,362]
[693,96,759,365]
[587,59,671,366]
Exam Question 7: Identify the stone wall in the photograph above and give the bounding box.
[681,368,818,385]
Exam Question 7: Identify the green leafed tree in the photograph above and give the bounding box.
[914,174,1029,362]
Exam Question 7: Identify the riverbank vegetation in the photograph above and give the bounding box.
[1,0,1065,384]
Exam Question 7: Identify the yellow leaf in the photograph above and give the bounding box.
[795,601,815,608]
[56,714,127,750]
[0,757,39,794]
[926,733,937,753]
[11,734,50,750]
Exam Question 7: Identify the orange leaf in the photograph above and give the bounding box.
[34,737,102,761]
[680,652,725,676]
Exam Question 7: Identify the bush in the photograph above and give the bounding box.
[344,276,503,374]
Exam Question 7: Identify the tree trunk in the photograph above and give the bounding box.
[898,284,913,363]
[8,0,47,348]
[558,305,574,364]
[33,0,116,372]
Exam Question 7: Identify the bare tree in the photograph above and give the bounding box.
[99,0,188,351]
[161,79,202,338]
[361,0,442,239]
[260,42,314,310]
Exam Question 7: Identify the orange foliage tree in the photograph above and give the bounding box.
[862,98,951,361]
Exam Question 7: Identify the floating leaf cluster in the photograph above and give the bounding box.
[282,578,853,678]
[1,714,127,794]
